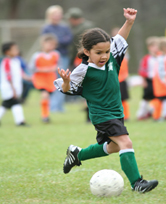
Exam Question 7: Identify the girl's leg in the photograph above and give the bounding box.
[63,134,158,192]
[63,142,119,174]
[110,135,158,191]
[77,141,119,161]
[110,135,141,187]
[106,141,120,153]
[41,91,50,121]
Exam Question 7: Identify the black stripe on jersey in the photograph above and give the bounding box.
[112,46,126,66]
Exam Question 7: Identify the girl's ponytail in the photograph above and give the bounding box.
[77,48,88,61]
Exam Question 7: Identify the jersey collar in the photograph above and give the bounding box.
[88,62,105,70]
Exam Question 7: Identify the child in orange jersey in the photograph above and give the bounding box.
[137,37,159,120]
[152,37,166,121]
[29,34,60,123]
[111,27,130,120]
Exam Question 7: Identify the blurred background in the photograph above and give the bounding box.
[0,0,165,72]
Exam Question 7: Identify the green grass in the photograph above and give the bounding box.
[0,87,166,204]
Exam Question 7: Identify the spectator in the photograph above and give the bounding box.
[66,7,94,71]
[41,5,73,112]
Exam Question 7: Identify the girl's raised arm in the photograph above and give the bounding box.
[118,8,137,40]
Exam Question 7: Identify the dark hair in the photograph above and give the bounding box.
[77,28,110,59]
[1,42,16,55]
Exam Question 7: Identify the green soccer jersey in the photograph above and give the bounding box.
[81,54,123,124]
[54,34,128,125]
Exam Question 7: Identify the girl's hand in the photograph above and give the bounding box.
[58,68,71,92]
[123,8,137,22]
[58,68,71,83]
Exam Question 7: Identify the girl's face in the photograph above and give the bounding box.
[84,41,110,67]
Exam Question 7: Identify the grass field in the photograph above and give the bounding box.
[0,86,166,204]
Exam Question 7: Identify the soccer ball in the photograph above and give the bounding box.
[90,169,124,197]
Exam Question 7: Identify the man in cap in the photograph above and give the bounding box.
[66,7,94,71]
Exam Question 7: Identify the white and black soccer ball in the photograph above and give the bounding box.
[90,169,124,197]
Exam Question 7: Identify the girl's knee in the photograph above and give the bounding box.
[125,138,132,149]
[111,135,133,150]
[119,136,133,149]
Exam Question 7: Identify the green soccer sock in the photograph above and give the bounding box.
[119,149,141,188]
[77,143,109,161]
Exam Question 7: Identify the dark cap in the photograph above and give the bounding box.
[66,8,83,19]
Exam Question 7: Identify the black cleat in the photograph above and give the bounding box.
[63,145,82,174]
[132,176,158,193]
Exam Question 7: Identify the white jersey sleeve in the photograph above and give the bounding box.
[111,34,128,66]
[28,52,39,73]
[54,62,88,95]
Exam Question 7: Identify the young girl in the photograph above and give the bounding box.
[29,34,60,123]
[54,8,158,193]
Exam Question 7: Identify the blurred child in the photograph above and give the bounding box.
[29,34,60,123]
[111,27,130,120]
[152,37,166,120]
[0,42,27,126]
[137,37,159,120]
